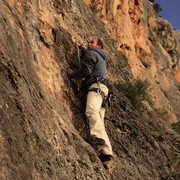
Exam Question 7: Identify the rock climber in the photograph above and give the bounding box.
[68,38,113,162]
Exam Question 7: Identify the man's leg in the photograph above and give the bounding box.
[99,107,113,156]
[86,90,105,138]
[86,83,113,156]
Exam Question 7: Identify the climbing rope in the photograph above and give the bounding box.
[70,0,73,7]
[71,0,81,69]
[70,0,81,91]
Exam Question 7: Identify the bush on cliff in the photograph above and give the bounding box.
[153,3,162,14]
[115,79,152,112]
[148,0,162,14]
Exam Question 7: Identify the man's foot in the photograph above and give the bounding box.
[98,154,113,162]
[85,137,105,146]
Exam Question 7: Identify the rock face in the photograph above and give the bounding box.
[0,0,179,180]
[86,0,180,122]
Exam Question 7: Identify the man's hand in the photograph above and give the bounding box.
[77,43,84,49]
[67,71,73,79]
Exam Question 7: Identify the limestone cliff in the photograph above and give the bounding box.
[0,0,179,180]
[85,0,180,122]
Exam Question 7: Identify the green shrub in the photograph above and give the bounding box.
[120,51,129,66]
[78,159,90,169]
[167,150,180,179]
[176,171,180,180]
[154,108,169,119]
[171,121,180,134]
[115,79,152,112]
[167,151,178,166]
[153,3,162,14]
[148,1,162,14]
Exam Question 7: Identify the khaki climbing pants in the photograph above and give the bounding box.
[86,83,113,156]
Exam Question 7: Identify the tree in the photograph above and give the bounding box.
[153,3,162,14]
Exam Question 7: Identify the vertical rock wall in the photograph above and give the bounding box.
[0,0,179,179]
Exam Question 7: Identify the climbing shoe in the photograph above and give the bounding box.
[85,137,105,146]
[98,154,113,162]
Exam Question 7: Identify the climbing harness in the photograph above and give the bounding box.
[70,0,81,91]
[88,88,105,99]
[87,77,107,99]
[88,87,117,107]
[97,77,105,98]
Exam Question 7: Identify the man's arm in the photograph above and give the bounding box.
[81,47,87,58]
[68,50,96,79]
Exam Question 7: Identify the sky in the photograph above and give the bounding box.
[155,0,180,30]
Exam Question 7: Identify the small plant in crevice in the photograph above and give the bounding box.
[168,151,178,166]
[167,150,180,179]
[78,159,90,169]
[120,51,129,67]
[115,79,152,112]
[171,121,180,134]
[153,108,169,119]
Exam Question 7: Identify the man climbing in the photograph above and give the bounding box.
[68,38,113,162]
